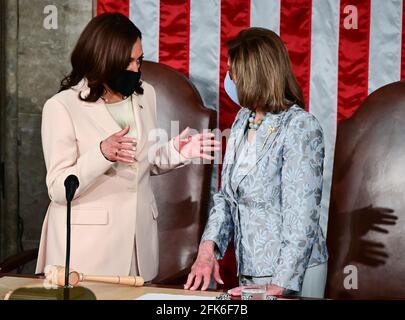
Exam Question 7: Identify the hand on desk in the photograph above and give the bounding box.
[184,240,224,291]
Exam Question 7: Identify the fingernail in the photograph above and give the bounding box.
[219,280,224,284]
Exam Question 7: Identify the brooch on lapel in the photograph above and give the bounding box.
[268,125,278,135]
[261,125,278,149]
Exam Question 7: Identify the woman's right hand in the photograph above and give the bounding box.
[184,240,224,291]
[100,126,137,163]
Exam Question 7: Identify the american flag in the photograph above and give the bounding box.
[97,0,405,285]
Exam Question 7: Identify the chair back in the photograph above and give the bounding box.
[326,81,405,299]
[142,61,216,284]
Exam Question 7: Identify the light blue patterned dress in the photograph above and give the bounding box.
[201,105,328,292]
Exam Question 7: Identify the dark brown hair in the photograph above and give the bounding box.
[60,13,143,102]
[227,27,304,113]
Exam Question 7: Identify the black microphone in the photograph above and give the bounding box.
[64,175,79,202]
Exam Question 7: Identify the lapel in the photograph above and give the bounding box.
[82,99,122,136]
[231,110,286,193]
[76,79,121,136]
[130,93,146,151]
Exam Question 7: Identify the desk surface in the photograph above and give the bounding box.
[0,275,222,300]
[0,274,315,300]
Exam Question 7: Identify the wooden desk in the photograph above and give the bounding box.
[0,274,319,300]
[0,275,222,300]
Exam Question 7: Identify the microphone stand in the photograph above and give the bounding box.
[64,197,72,300]
[60,174,95,300]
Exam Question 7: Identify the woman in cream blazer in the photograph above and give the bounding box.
[36,13,219,282]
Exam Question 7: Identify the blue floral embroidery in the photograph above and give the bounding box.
[201,105,328,292]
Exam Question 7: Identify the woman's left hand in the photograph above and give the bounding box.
[227,283,286,297]
[173,127,221,160]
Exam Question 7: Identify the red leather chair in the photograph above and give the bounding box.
[326,81,405,299]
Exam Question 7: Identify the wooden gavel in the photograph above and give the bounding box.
[44,265,144,287]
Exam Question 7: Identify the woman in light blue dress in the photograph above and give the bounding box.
[185,27,328,298]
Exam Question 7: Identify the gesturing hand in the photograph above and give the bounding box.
[100,126,137,163]
[173,127,221,160]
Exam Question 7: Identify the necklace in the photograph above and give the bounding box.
[248,111,264,130]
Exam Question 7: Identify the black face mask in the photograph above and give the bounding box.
[107,70,142,97]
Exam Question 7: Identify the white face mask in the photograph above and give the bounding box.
[224,71,241,106]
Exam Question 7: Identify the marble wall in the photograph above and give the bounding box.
[1,0,94,271]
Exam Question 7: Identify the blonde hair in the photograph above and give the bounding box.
[227,27,304,113]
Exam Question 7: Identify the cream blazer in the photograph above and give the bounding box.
[35,80,188,281]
